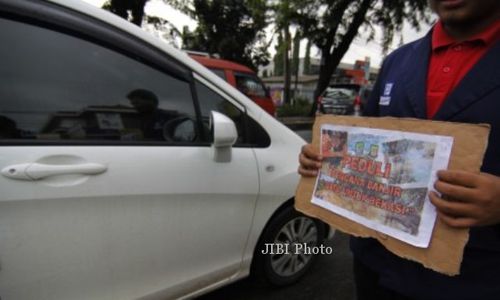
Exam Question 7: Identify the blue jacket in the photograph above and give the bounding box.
[353,30,500,300]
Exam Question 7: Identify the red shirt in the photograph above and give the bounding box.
[426,20,500,118]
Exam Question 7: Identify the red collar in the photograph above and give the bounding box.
[432,19,500,51]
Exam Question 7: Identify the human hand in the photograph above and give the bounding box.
[429,170,500,228]
[298,144,323,177]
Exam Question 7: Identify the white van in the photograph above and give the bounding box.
[0,1,331,299]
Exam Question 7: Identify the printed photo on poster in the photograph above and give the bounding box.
[312,124,453,247]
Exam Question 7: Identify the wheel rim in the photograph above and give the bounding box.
[270,216,318,277]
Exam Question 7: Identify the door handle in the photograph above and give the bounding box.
[1,162,107,180]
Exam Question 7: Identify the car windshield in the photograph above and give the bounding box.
[235,72,267,98]
[324,88,357,99]
[323,87,358,101]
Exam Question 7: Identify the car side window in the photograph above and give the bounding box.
[234,72,267,98]
[195,80,245,144]
[208,68,227,80]
[195,79,270,147]
[0,17,197,144]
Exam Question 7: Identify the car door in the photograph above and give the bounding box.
[0,3,258,300]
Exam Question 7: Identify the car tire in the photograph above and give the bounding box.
[251,205,325,286]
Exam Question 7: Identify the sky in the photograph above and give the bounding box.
[81,0,433,68]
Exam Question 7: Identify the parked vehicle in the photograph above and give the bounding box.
[0,0,331,299]
[189,53,276,116]
[318,83,369,115]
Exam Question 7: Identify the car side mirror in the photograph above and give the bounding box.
[210,111,237,162]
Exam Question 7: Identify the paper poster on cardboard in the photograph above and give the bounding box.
[312,124,453,248]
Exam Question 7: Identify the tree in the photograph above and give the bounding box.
[273,33,285,76]
[282,25,292,104]
[102,0,148,26]
[292,0,430,114]
[143,16,183,48]
[303,39,312,75]
[103,0,184,48]
[176,0,269,70]
[268,0,301,104]
[291,30,301,97]
[104,0,269,68]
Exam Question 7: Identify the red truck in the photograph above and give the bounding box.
[189,53,276,116]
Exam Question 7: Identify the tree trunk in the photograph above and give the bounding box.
[283,27,291,105]
[109,0,128,20]
[292,31,301,98]
[309,0,373,115]
[130,0,147,26]
[304,39,311,75]
[109,0,147,26]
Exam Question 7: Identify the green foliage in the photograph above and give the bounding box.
[102,0,111,10]
[179,0,269,69]
[105,0,270,69]
[104,0,182,45]
[276,97,312,117]
[293,0,431,57]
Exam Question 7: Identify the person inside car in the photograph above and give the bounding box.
[127,88,180,140]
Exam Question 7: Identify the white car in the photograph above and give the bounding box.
[0,1,332,299]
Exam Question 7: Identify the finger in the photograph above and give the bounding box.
[299,152,322,170]
[437,170,481,188]
[437,211,477,228]
[302,144,323,161]
[298,165,319,177]
[429,191,478,218]
[434,180,477,203]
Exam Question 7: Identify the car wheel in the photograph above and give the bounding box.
[252,205,325,286]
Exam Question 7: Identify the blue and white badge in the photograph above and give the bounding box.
[379,82,394,106]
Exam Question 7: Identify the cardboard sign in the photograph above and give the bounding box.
[295,116,490,275]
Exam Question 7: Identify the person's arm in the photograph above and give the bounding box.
[429,170,500,227]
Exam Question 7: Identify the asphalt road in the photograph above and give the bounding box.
[198,129,356,300]
[197,232,355,300]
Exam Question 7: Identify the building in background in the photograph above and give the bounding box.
[259,57,378,106]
